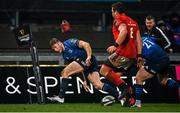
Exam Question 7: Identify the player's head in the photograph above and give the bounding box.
[111,2,125,17]
[145,15,156,30]
[49,38,64,53]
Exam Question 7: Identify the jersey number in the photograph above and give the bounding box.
[130,27,134,38]
[143,39,154,49]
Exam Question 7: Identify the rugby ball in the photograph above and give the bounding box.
[101,95,115,106]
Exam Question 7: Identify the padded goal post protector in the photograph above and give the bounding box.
[175,65,180,101]
[14,24,32,47]
[14,25,45,103]
[175,66,180,81]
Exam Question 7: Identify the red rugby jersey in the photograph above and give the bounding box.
[112,14,139,59]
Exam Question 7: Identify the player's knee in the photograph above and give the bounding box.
[93,83,102,90]
[100,65,109,76]
[61,69,69,78]
[160,78,168,86]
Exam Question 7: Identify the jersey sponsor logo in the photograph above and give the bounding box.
[66,57,70,60]
[68,49,73,53]
[128,23,136,27]
[70,39,77,44]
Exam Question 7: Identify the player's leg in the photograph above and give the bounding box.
[157,58,179,89]
[60,61,84,97]
[157,73,179,89]
[157,58,180,102]
[47,61,84,103]
[87,72,119,99]
[155,59,180,103]
[87,56,120,100]
[100,53,134,99]
[133,66,154,107]
[101,65,128,99]
[100,64,125,86]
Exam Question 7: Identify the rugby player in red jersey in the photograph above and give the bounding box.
[100,2,143,103]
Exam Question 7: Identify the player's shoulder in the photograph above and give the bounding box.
[115,14,127,22]
[127,16,138,26]
[116,14,138,26]
[64,38,79,46]
[65,38,78,42]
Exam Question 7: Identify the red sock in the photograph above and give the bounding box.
[106,70,125,86]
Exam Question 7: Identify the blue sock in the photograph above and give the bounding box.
[102,83,119,99]
[59,78,69,98]
[135,84,143,100]
[166,79,179,89]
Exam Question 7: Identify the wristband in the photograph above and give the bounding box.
[114,42,119,47]
[137,54,142,57]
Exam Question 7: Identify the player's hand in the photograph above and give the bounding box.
[107,45,117,54]
[137,57,143,68]
[83,81,90,92]
[85,56,91,66]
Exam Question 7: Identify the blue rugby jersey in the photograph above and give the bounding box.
[62,39,87,62]
[142,36,168,62]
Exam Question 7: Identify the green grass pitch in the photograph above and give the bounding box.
[0,103,179,112]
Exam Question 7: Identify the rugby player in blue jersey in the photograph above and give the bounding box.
[133,36,180,107]
[47,38,119,103]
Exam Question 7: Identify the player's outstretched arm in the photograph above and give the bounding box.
[78,40,92,66]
